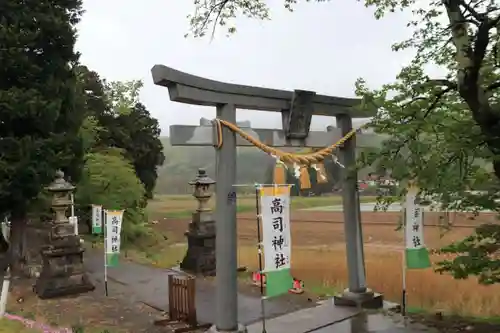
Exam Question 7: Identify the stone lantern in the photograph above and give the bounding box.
[34,170,95,299]
[180,169,216,275]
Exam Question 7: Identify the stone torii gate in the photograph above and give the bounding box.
[151,64,384,333]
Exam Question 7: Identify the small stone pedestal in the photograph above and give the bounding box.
[180,169,216,276]
[34,171,95,299]
[181,214,215,275]
[333,288,384,309]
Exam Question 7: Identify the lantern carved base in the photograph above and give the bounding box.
[35,234,94,299]
[180,212,216,276]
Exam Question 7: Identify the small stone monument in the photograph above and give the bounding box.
[34,170,95,299]
[180,169,216,275]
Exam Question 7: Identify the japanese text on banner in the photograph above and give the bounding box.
[105,210,124,267]
[91,205,102,234]
[259,187,291,272]
[404,184,431,269]
[405,188,424,249]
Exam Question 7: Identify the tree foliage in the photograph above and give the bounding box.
[0,0,84,271]
[354,0,500,284]
[0,2,166,274]
[76,148,149,243]
[76,67,165,199]
[73,67,164,238]
[105,80,144,116]
[436,223,500,284]
[99,103,165,199]
[187,0,500,283]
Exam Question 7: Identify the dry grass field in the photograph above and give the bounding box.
[146,195,500,318]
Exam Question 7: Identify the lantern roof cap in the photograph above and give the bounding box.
[46,170,75,192]
[189,169,215,186]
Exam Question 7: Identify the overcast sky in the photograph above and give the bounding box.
[76,0,415,135]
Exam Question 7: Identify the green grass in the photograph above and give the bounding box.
[305,284,339,298]
[163,210,192,218]
[152,194,194,201]
[124,243,187,268]
[163,204,255,218]
[156,195,393,219]
[405,307,500,325]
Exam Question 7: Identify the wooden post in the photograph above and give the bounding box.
[156,274,210,333]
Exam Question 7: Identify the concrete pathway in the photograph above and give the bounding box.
[84,250,316,325]
[85,252,438,332]
[246,300,438,333]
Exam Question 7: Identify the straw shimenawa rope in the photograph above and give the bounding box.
[212,118,368,165]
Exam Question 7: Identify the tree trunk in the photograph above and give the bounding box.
[474,111,500,181]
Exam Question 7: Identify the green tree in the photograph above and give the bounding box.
[101,80,165,199]
[105,80,143,116]
[99,103,165,199]
[76,65,109,118]
[74,65,108,152]
[187,1,500,283]
[76,148,149,243]
[74,69,165,198]
[0,0,84,272]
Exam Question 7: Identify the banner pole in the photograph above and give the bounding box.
[255,184,267,333]
[103,209,108,297]
[91,205,95,248]
[402,207,407,317]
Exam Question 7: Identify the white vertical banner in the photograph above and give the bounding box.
[260,187,291,271]
[259,185,293,298]
[404,184,431,269]
[91,205,103,234]
[105,210,124,267]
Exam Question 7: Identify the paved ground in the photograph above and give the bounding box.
[84,249,316,325]
[84,251,442,332]
[312,312,439,333]
[246,300,439,333]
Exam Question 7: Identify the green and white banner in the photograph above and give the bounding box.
[259,186,293,298]
[91,204,103,234]
[105,210,124,267]
[405,184,431,269]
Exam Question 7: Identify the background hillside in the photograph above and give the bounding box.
[155,137,272,194]
[155,137,379,195]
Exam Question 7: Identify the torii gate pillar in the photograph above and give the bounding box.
[214,103,240,331]
[333,115,383,308]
